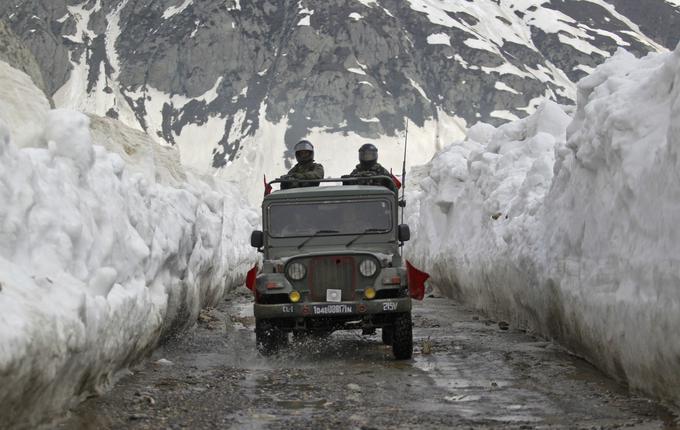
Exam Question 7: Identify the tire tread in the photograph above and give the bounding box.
[392,313,413,359]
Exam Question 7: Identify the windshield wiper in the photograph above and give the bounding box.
[345,228,385,247]
[297,230,339,249]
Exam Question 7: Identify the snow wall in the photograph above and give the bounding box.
[407,45,680,407]
[0,60,257,427]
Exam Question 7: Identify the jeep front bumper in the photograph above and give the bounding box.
[253,297,411,320]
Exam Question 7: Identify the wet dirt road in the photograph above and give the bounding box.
[58,292,678,429]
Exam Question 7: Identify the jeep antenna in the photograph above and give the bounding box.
[400,118,409,225]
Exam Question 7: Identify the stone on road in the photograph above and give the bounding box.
[58,293,678,429]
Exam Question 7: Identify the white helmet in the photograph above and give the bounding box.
[294,140,314,163]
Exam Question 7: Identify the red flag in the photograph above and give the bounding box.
[264,175,272,196]
[245,264,258,291]
[406,260,429,300]
[390,168,402,189]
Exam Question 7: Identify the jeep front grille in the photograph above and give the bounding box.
[307,256,357,301]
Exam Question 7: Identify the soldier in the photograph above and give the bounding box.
[344,143,398,193]
[279,140,324,189]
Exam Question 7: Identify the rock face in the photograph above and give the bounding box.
[606,0,680,49]
[1,0,678,172]
[0,20,48,97]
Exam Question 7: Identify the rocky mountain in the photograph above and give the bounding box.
[1,0,679,196]
[0,20,48,98]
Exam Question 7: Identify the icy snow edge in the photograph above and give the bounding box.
[407,45,680,407]
[0,63,257,427]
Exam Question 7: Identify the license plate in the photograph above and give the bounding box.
[312,304,355,315]
[326,289,342,302]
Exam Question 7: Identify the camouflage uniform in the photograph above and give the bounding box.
[346,162,398,193]
[280,161,325,189]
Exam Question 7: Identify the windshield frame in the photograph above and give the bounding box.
[266,198,394,239]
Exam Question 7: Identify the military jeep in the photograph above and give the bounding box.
[248,177,426,360]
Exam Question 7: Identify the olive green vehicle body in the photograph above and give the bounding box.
[251,184,413,357]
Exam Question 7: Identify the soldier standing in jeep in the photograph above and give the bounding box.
[279,140,325,189]
[344,143,398,193]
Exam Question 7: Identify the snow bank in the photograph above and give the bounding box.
[0,62,257,427]
[408,46,680,406]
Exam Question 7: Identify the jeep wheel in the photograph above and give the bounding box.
[255,319,285,355]
[392,313,413,360]
[382,326,393,345]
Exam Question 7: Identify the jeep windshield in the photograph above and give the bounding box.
[268,200,392,238]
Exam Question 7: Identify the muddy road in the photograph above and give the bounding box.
[58,293,678,429]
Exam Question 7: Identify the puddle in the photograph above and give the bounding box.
[413,355,438,372]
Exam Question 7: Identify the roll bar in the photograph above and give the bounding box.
[267,176,395,186]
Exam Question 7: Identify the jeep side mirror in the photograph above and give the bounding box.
[251,230,264,248]
[398,224,410,242]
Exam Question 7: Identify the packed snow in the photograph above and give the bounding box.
[407,45,680,406]
[0,62,256,427]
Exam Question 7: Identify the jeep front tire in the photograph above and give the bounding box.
[382,326,393,345]
[391,313,413,360]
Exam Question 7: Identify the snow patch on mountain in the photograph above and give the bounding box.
[221,106,467,204]
[409,0,663,53]
[407,45,680,406]
[355,0,378,7]
[426,33,450,46]
[54,0,139,129]
[163,0,193,20]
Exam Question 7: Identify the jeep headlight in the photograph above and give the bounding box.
[287,262,306,280]
[359,259,377,277]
